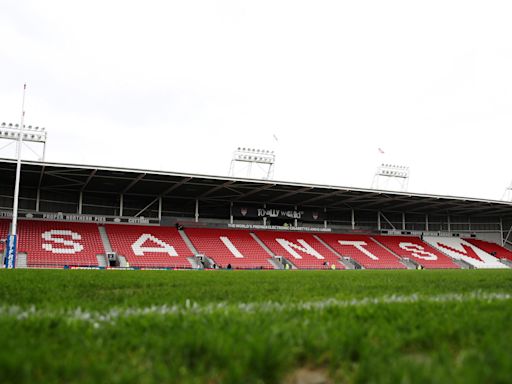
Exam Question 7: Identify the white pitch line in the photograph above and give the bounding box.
[0,291,510,328]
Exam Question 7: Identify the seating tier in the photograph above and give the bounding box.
[463,238,512,261]
[374,235,460,269]
[319,234,406,269]
[255,231,345,269]
[17,221,104,268]
[186,228,274,269]
[424,236,508,269]
[106,225,193,269]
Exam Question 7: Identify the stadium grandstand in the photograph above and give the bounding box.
[1,157,512,270]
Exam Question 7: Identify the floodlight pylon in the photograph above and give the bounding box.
[228,147,275,179]
[371,163,410,191]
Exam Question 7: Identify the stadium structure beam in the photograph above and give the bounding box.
[80,169,97,191]
[203,193,246,201]
[134,177,193,217]
[199,181,236,199]
[121,173,146,194]
[356,195,401,210]
[268,187,314,203]
[37,165,45,189]
[446,202,503,216]
[379,211,396,230]
[504,224,512,247]
[329,193,382,208]
[385,198,429,211]
[231,183,276,202]
[43,172,85,187]
[299,190,348,205]
[35,164,46,212]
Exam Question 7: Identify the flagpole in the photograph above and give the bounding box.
[5,84,26,268]
[12,84,26,236]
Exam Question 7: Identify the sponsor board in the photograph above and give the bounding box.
[0,211,159,225]
[228,223,331,232]
[5,234,17,269]
[233,206,324,221]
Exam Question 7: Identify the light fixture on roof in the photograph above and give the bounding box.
[229,146,276,180]
[371,163,410,192]
[0,120,48,162]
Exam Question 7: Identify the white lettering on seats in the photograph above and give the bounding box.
[338,241,379,260]
[220,236,244,258]
[42,230,84,254]
[399,242,437,261]
[131,234,178,257]
[275,238,324,260]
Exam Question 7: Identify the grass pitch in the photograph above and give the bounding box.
[0,269,511,383]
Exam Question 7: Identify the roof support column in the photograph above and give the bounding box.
[324,207,327,229]
[158,197,162,221]
[402,212,406,231]
[499,218,504,246]
[351,209,355,230]
[425,214,429,231]
[504,223,512,247]
[78,191,83,214]
[377,211,381,231]
[230,202,234,224]
[120,194,124,217]
[195,199,199,223]
[294,206,298,227]
[447,215,451,232]
[36,188,40,212]
[263,204,267,226]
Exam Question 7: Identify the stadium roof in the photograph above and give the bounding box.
[1,158,511,217]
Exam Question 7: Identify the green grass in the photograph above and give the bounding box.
[0,269,511,383]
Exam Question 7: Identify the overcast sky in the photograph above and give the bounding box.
[1,0,511,201]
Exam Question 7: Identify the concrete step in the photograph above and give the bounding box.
[97,254,107,268]
[118,255,128,268]
[250,232,276,257]
[98,226,113,253]
[499,258,512,268]
[179,229,199,254]
[268,257,283,270]
[16,252,27,268]
[313,234,352,269]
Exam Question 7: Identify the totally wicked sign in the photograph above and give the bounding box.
[233,206,324,221]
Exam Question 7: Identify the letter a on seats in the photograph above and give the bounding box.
[132,234,178,257]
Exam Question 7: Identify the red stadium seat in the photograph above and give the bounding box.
[319,233,406,269]
[463,238,512,261]
[0,220,10,255]
[17,220,104,268]
[185,228,274,269]
[255,231,345,269]
[424,236,508,269]
[106,224,193,269]
[373,235,460,269]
